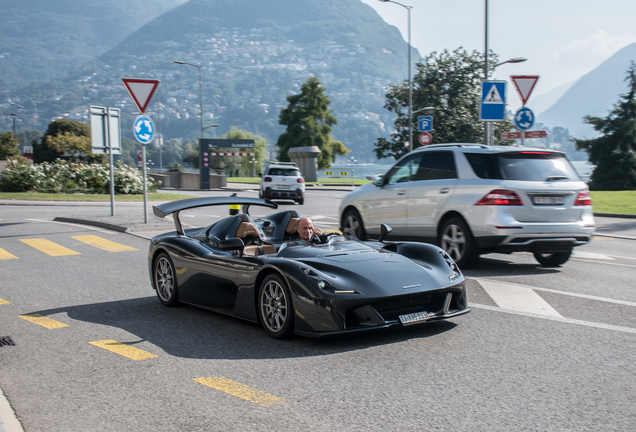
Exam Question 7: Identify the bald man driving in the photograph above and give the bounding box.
[295,216,329,244]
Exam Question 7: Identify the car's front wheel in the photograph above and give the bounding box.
[154,252,179,306]
[342,208,366,240]
[439,217,480,269]
[533,249,572,267]
[258,274,294,339]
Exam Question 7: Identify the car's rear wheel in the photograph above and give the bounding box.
[342,208,366,240]
[154,252,179,306]
[533,249,572,267]
[258,274,294,339]
[439,217,479,269]
[296,196,304,205]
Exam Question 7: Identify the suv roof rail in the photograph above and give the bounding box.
[421,143,491,149]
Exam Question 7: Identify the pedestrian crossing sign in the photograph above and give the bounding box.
[480,81,507,121]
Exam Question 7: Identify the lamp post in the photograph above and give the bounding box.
[9,102,25,148]
[10,114,18,137]
[174,60,204,139]
[379,0,413,153]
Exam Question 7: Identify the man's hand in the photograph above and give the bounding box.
[313,227,324,236]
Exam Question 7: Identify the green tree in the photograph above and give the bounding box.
[35,119,105,164]
[574,62,636,190]
[375,48,514,160]
[277,77,349,169]
[0,132,21,160]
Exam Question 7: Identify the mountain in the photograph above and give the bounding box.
[533,80,575,117]
[2,0,416,162]
[0,0,188,90]
[538,42,636,138]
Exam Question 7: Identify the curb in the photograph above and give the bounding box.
[0,387,24,432]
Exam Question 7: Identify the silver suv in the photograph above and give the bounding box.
[338,144,595,268]
[260,162,305,205]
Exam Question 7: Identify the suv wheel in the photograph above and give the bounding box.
[533,249,572,267]
[342,208,366,240]
[296,197,304,205]
[439,217,479,269]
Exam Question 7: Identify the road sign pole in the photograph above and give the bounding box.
[106,107,115,216]
[142,144,148,224]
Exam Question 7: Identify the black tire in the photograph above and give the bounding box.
[439,217,480,269]
[341,208,367,240]
[296,197,304,205]
[258,274,294,339]
[154,252,179,307]
[533,249,572,267]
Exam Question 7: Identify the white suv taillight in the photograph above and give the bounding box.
[297,178,304,183]
[263,176,272,182]
[575,191,591,206]
[476,189,523,206]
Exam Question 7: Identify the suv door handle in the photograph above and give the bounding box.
[397,190,406,195]
[439,188,451,194]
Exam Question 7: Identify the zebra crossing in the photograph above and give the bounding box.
[0,234,138,259]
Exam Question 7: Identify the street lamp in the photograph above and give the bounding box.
[174,60,205,139]
[9,102,25,147]
[378,0,414,153]
[10,114,18,137]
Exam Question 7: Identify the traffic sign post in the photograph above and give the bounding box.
[510,76,539,106]
[480,81,507,121]
[501,130,548,141]
[418,116,433,132]
[514,107,535,131]
[122,78,160,114]
[418,132,432,146]
[90,106,122,217]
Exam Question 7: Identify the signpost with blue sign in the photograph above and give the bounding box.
[514,107,535,131]
[479,81,507,121]
[133,115,155,144]
[418,116,433,132]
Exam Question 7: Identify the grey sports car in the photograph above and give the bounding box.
[148,196,470,339]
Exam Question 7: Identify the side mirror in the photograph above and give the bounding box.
[220,237,245,251]
[374,175,384,187]
[258,173,262,177]
[378,223,392,243]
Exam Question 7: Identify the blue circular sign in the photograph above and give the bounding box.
[514,107,535,131]
[133,115,155,144]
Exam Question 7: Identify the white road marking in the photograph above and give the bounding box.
[476,278,563,318]
[471,303,636,335]
[573,250,614,260]
[475,278,636,308]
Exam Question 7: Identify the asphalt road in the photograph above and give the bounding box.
[1,188,635,431]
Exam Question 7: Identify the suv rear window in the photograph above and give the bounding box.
[267,168,300,176]
[466,152,580,181]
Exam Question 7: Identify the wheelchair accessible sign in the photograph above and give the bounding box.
[480,81,507,121]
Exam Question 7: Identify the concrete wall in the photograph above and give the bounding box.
[149,172,226,189]
[288,146,321,182]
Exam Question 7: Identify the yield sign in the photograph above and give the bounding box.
[122,78,160,113]
[510,75,539,105]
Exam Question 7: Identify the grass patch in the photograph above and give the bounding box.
[0,192,198,202]
[590,191,636,215]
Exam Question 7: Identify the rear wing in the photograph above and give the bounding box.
[153,196,278,236]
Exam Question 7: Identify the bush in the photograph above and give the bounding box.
[0,160,157,194]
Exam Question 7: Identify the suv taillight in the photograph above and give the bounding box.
[476,189,523,206]
[263,176,272,182]
[297,178,304,183]
[575,191,591,206]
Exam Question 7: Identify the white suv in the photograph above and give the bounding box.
[260,162,305,205]
[339,144,595,268]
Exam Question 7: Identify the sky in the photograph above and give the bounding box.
[361,0,636,112]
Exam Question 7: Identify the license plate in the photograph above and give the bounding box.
[276,185,291,189]
[533,196,564,205]
[399,311,430,325]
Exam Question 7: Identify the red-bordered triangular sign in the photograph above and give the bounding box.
[510,75,539,106]
[122,78,160,113]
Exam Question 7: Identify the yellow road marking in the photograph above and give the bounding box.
[20,239,80,256]
[19,314,69,329]
[89,339,157,360]
[193,377,287,407]
[0,298,10,305]
[72,235,138,252]
[0,247,18,260]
